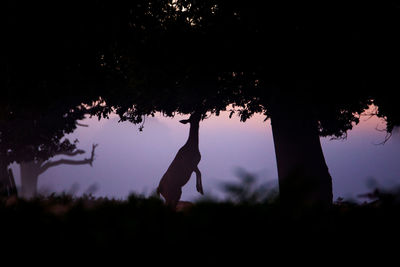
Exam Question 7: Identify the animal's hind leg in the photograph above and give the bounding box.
[165,188,182,210]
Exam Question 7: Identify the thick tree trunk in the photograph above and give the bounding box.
[0,161,10,197]
[20,162,40,199]
[0,160,17,197]
[270,103,333,208]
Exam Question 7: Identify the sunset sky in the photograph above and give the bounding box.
[10,108,400,202]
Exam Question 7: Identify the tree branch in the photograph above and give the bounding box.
[88,144,98,166]
[39,144,98,174]
[55,149,86,157]
[374,132,392,146]
[76,122,89,127]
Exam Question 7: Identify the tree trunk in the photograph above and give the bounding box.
[0,160,10,197]
[270,103,333,208]
[20,162,40,199]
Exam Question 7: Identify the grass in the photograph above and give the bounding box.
[1,189,399,263]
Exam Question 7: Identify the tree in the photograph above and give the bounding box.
[3,0,110,196]
[19,143,98,198]
[5,0,399,207]
[94,0,400,207]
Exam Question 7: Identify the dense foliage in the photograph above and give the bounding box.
[5,0,399,203]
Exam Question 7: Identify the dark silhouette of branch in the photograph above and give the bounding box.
[55,149,86,157]
[76,122,89,127]
[374,132,392,146]
[39,144,98,174]
[88,144,98,166]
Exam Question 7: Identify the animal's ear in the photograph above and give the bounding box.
[179,119,190,124]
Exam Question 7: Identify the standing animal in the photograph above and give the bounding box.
[157,112,204,209]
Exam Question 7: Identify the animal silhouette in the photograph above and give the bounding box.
[157,112,203,209]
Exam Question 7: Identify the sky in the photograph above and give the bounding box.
[10,109,400,202]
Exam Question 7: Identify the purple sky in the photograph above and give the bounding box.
[10,108,400,202]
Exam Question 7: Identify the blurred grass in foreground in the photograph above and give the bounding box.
[1,184,399,263]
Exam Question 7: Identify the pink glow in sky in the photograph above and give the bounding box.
[10,108,400,202]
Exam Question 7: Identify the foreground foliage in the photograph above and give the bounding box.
[1,190,399,262]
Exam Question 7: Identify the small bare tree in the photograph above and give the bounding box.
[19,144,98,198]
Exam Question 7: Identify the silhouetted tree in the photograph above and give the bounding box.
[97,1,400,207]
[19,142,98,198]
[6,1,400,208]
[3,0,109,195]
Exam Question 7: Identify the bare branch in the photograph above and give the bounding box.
[55,149,86,157]
[88,144,99,166]
[39,144,99,174]
[374,132,392,146]
[76,122,89,127]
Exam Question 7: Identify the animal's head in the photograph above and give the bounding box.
[179,112,202,124]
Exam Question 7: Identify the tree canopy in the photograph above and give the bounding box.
[5,0,400,204]
[77,0,400,138]
[6,0,399,134]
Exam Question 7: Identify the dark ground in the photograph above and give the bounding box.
[1,190,399,264]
